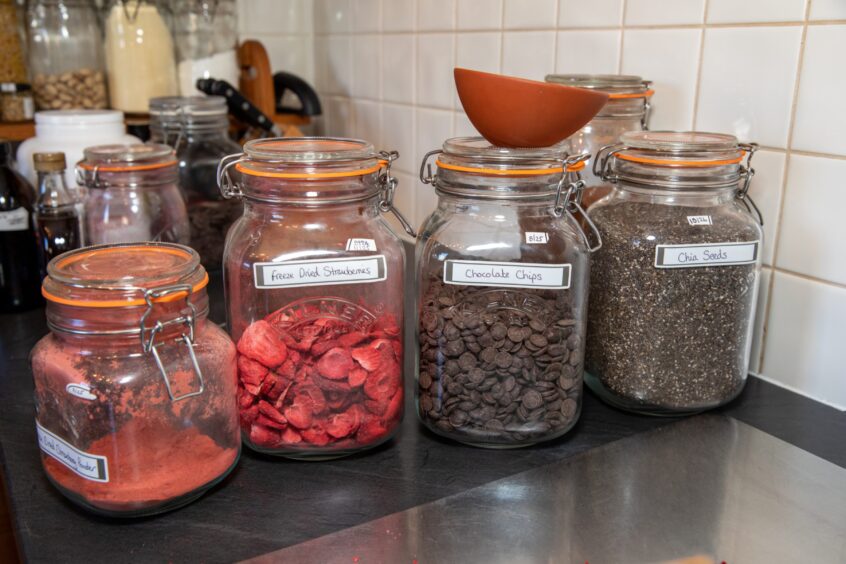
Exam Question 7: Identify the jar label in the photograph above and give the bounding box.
[687,215,713,226]
[36,421,109,483]
[525,232,550,244]
[66,382,97,401]
[655,241,760,268]
[0,207,29,232]
[254,255,388,289]
[345,238,378,251]
[443,260,571,289]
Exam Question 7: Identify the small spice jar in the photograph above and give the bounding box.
[0,83,35,122]
[218,137,413,460]
[586,131,763,415]
[30,242,240,516]
[76,143,190,246]
[416,137,599,448]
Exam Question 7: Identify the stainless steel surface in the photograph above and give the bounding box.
[245,416,846,563]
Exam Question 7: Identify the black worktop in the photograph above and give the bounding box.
[1,268,844,563]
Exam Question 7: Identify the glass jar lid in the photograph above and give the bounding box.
[149,96,228,130]
[240,137,380,173]
[437,136,579,177]
[77,143,178,187]
[545,74,649,95]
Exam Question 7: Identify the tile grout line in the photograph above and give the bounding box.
[757,0,814,375]
[689,0,709,130]
[551,0,560,73]
[771,266,846,291]
[617,0,627,73]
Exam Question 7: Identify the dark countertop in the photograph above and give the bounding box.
[1,269,844,563]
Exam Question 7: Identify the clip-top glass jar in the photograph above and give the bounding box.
[545,74,653,208]
[586,131,763,415]
[77,143,190,246]
[416,137,600,448]
[217,137,414,460]
[30,242,240,516]
[172,0,239,96]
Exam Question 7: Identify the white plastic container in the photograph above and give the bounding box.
[16,110,139,188]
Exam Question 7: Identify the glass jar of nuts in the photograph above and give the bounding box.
[27,0,109,110]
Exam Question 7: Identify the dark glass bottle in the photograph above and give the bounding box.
[0,140,43,312]
[33,152,84,270]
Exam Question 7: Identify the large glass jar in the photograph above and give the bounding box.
[104,0,178,114]
[76,143,189,245]
[30,242,240,516]
[586,131,763,415]
[218,137,413,460]
[171,0,239,96]
[0,0,27,83]
[545,74,652,208]
[149,95,242,270]
[416,138,599,448]
[27,0,109,110]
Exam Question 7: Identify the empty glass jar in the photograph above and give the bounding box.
[586,131,763,415]
[218,137,413,459]
[416,137,599,448]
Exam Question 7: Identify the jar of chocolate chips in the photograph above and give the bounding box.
[587,131,763,415]
[416,137,599,448]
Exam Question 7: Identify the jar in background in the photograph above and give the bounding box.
[0,0,27,84]
[416,138,599,448]
[149,95,242,270]
[104,0,178,114]
[31,242,240,516]
[27,0,108,110]
[586,131,762,415]
[545,74,652,208]
[218,137,413,459]
[172,0,239,96]
[76,144,189,246]
[16,110,140,188]
[0,83,35,122]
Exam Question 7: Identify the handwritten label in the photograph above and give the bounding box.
[254,255,387,289]
[525,232,549,244]
[0,208,29,232]
[655,241,760,268]
[66,382,97,401]
[444,260,571,289]
[345,238,377,252]
[36,422,109,482]
[687,215,713,226]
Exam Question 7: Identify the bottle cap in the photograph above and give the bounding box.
[33,152,67,172]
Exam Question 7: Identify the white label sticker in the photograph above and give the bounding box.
[36,422,109,483]
[444,260,571,289]
[66,382,97,401]
[345,238,378,252]
[687,215,713,226]
[655,241,760,268]
[525,232,549,244]
[0,208,29,232]
[254,255,387,289]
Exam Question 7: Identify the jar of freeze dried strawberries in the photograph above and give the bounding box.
[217,137,414,460]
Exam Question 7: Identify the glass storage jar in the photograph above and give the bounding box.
[416,137,600,448]
[149,95,242,270]
[172,0,239,96]
[545,74,652,208]
[0,0,27,84]
[27,0,108,110]
[586,131,763,415]
[104,0,178,114]
[0,83,35,122]
[76,143,190,246]
[217,137,413,460]
[31,242,240,516]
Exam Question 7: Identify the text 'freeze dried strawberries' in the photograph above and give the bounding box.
[236,303,403,453]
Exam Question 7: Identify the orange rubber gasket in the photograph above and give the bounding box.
[78,160,178,172]
[615,150,745,167]
[607,89,655,100]
[43,272,209,308]
[235,161,385,179]
[436,160,584,176]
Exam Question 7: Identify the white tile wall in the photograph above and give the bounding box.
[240,0,846,409]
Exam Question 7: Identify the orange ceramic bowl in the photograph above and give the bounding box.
[454,68,609,148]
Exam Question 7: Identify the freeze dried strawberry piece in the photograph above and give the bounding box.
[281,427,302,444]
[348,367,368,388]
[250,424,281,447]
[284,402,314,429]
[383,389,404,423]
[259,373,281,399]
[364,360,401,401]
[243,382,261,396]
[326,410,360,439]
[311,339,340,357]
[256,413,286,430]
[241,403,259,425]
[317,347,354,380]
[351,345,382,372]
[314,374,353,393]
[391,340,402,358]
[238,355,268,386]
[325,391,352,411]
[338,331,368,348]
[373,314,401,337]
[238,387,255,409]
[301,427,331,446]
[296,384,328,414]
[365,398,388,416]
[258,400,288,426]
[276,358,297,380]
[356,417,389,444]
[238,320,288,368]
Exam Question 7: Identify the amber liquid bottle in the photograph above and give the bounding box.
[33,152,84,273]
[0,141,42,312]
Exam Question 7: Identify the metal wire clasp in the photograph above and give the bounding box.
[554,153,603,252]
[736,142,763,225]
[378,150,417,237]
[216,152,247,199]
[139,284,205,402]
[593,142,625,183]
[419,149,443,185]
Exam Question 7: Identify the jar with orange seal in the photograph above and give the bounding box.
[217,137,414,460]
[545,74,653,208]
[30,242,240,516]
[415,137,601,448]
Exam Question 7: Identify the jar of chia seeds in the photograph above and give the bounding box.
[586,131,763,415]
[416,137,600,448]
[217,137,414,460]
[545,74,653,208]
